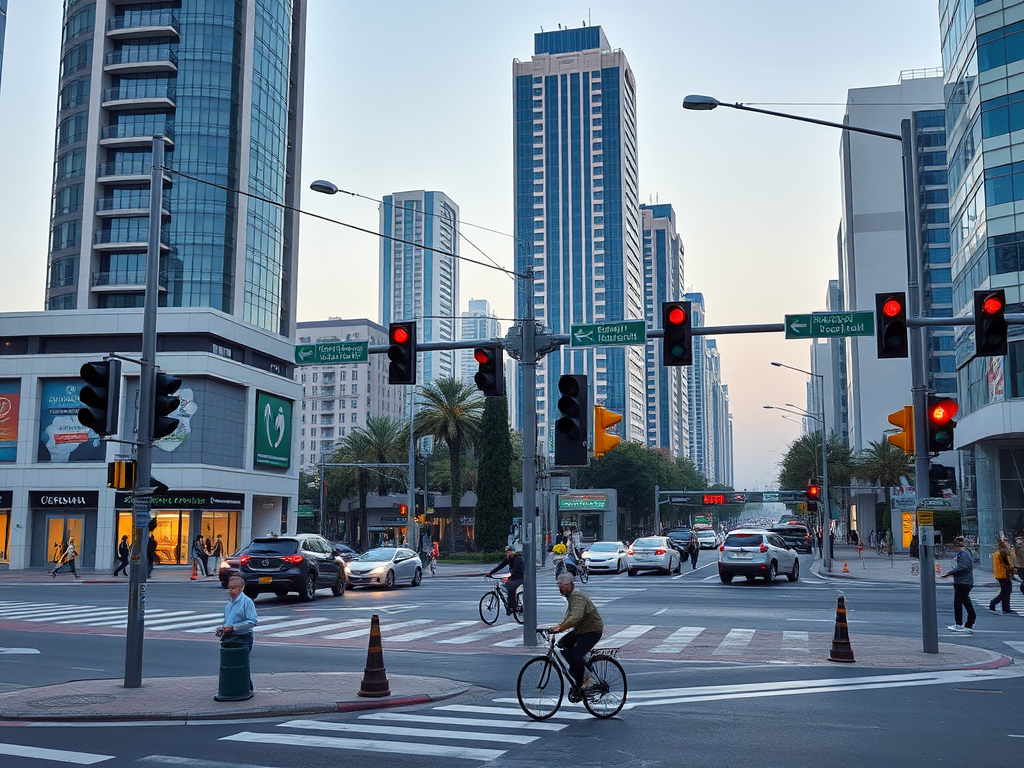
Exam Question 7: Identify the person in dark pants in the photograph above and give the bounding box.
[113,534,130,576]
[988,539,1018,615]
[553,573,604,693]
[50,537,79,579]
[486,545,525,614]
[686,535,699,570]
[942,537,976,634]
[192,533,209,577]
[146,531,158,578]
[218,576,258,692]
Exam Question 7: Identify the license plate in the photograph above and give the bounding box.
[636,555,653,561]
[731,551,752,559]
[258,576,272,584]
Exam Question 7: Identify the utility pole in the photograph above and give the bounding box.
[520,268,538,647]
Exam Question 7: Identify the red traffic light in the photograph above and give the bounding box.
[929,399,958,425]
[391,326,409,344]
[882,298,903,317]
[806,485,820,500]
[667,306,687,325]
[473,348,491,365]
[982,295,1005,315]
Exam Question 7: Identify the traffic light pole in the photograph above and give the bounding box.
[520,269,539,647]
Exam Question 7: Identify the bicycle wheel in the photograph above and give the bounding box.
[512,587,524,624]
[517,657,563,720]
[582,654,627,718]
[579,564,589,584]
[479,591,500,625]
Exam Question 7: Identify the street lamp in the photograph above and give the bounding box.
[688,95,937,653]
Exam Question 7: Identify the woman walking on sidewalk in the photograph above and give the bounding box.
[988,539,1017,615]
[942,537,976,634]
[50,537,79,579]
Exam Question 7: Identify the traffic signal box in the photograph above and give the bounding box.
[974,289,1008,357]
[388,321,417,385]
[662,301,693,366]
[554,374,588,466]
[926,397,958,453]
[153,372,183,440]
[805,484,820,512]
[78,360,121,436]
[887,405,915,456]
[473,345,504,396]
[875,292,909,359]
[593,405,622,458]
[107,459,137,490]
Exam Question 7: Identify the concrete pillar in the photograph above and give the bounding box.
[974,442,1001,568]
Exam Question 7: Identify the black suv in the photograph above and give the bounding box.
[769,524,813,554]
[666,529,695,555]
[238,534,346,601]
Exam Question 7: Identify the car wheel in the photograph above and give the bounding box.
[411,567,422,587]
[764,561,777,582]
[721,573,734,584]
[627,568,637,577]
[299,572,316,602]
[331,572,346,596]
[243,585,259,599]
[384,570,395,590]
[787,558,800,582]
[673,558,682,574]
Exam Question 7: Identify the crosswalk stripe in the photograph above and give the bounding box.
[323,619,430,640]
[279,718,540,744]
[596,624,654,648]
[269,619,365,638]
[30,608,126,623]
[0,742,114,764]
[782,631,810,652]
[253,618,327,633]
[712,628,756,655]
[140,757,279,768]
[82,610,196,627]
[650,626,705,653]
[0,604,82,619]
[438,623,521,644]
[361,712,567,732]
[1005,640,1024,655]
[387,620,477,642]
[492,632,526,647]
[221,731,505,761]
[437,704,592,720]
[145,613,223,629]
[183,615,299,634]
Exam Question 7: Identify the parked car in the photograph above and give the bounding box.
[582,541,629,573]
[345,546,424,589]
[627,536,682,576]
[238,534,346,601]
[665,528,694,555]
[329,542,361,562]
[770,523,813,554]
[695,528,718,549]
[718,529,799,584]
[218,546,248,588]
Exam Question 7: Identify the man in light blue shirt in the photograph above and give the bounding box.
[219,576,258,651]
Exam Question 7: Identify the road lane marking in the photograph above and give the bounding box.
[82,611,196,627]
[650,626,705,653]
[269,619,366,637]
[1005,640,1024,655]
[252,618,327,633]
[782,631,810,652]
[654,608,667,616]
[141,757,279,767]
[361,712,567,731]
[322,619,430,640]
[0,742,114,763]
[596,624,655,648]
[712,628,755,654]
[438,623,521,644]
[0,647,40,654]
[279,718,539,744]
[221,731,505,761]
[437,704,591,720]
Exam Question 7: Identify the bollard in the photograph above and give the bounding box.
[214,634,253,701]
[357,614,391,698]
[828,594,856,663]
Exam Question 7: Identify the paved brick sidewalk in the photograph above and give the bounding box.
[813,544,998,587]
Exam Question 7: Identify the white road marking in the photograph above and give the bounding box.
[140,757,279,767]
[0,647,40,654]
[0,742,114,763]
[322,619,430,640]
[782,631,810,652]
[595,624,655,648]
[1005,640,1024,655]
[269,619,365,637]
[252,618,327,633]
[279,718,539,744]
[82,611,196,627]
[650,626,705,653]
[438,623,522,644]
[221,731,505,761]
[437,704,591,720]
[361,712,568,732]
[25,608,127,623]
[654,608,667,616]
[0,604,83,619]
[386,620,477,642]
[712,628,755,654]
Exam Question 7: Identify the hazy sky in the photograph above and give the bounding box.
[0,0,943,490]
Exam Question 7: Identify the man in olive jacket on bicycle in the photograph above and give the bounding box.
[553,573,604,692]
[487,545,525,615]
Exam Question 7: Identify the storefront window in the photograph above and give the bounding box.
[116,509,240,565]
[0,512,10,563]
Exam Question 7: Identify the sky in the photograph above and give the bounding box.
[0,0,944,491]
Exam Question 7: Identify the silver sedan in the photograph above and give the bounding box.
[626,536,682,576]
[583,541,629,573]
[345,546,423,589]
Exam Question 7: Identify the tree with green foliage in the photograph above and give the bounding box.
[474,397,515,552]
[852,438,913,532]
[776,431,856,521]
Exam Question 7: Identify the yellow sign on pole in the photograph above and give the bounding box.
[901,511,915,549]
[916,509,934,526]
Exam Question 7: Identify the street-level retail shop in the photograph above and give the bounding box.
[0,491,12,565]
[29,490,98,568]
[115,491,245,565]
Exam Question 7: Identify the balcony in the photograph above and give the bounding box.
[95,195,169,218]
[107,12,179,41]
[91,269,169,292]
[96,160,173,185]
[99,123,174,149]
[93,229,170,251]
[104,46,177,75]
[102,83,175,111]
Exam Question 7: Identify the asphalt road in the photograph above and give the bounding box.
[2,560,1023,766]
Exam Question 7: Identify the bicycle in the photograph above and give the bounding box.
[516,628,627,720]
[479,576,524,625]
[554,554,589,584]
[427,553,436,576]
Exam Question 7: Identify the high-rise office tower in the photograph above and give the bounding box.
[379,190,460,387]
[45,1,306,337]
[457,299,502,387]
[640,203,687,457]
[513,26,644,451]
[0,0,8,89]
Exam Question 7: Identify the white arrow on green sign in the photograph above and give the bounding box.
[571,320,647,347]
[294,341,369,365]
[785,311,875,340]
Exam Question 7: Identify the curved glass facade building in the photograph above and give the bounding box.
[45,0,305,337]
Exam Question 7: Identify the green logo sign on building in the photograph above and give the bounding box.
[255,391,292,469]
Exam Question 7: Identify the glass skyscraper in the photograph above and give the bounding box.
[45,0,305,337]
[513,25,644,451]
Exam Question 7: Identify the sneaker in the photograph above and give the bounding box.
[963,627,974,634]
[581,674,593,690]
[989,605,998,613]
[1001,610,1018,615]
[947,624,963,632]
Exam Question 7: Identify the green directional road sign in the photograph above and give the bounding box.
[571,320,647,348]
[294,341,369,365]
[785,311,875,340]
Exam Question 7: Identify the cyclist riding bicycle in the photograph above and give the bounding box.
[552,572,603,692]
[486,545,525,615]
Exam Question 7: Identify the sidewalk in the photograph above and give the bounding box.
[811,543,999,587]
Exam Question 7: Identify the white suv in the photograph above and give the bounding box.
[718,529,799,584]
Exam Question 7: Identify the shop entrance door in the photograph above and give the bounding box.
[46,515,84,565]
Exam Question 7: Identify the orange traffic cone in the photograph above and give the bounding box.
[357,614,391,698]
[842,560,850,573]
[828,594,856,663]
[937,562,942,575]
[190,561,198,580]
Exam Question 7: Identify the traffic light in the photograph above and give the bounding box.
[78,359,121,436]
[152,371,182,440]
[887,405,914,456]
[875,292,908,359]
[554,374,588,466]
[107,459,137,490]
[472,345,504,396]
[593,405,622,458]
[662,301,692,366]
[388,321,417,385]
[805,483,820,512]
[926,397,958,453]
[974,289,1007,357]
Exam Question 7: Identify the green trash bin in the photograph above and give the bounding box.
[214,633,253,701]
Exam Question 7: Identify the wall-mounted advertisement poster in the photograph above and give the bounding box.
[37,379,105,462]
[0,381,20,462]
[254,391,292,469]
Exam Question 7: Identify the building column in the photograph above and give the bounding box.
[974,442,1000,567]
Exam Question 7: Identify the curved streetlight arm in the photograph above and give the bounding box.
[764,404,822,424]
[771,360,822,380]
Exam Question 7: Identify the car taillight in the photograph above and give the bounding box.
[239,555,249,565]
[282,555,304,564]
[719,544,725,552]
[627,548,634,555]
[760,544,768,553]
[655,548,666,555]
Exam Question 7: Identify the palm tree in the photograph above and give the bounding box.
[331,415,408,548]
[853,438,913,532]
[415,378,484,529]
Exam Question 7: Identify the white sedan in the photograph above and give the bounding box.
[345,546,423,589]
[582,541,628,573]
[626,536,682,576]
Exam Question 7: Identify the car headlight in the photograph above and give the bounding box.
[344,565,352,574]
[369,566,386,575]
